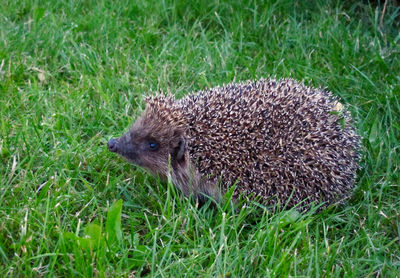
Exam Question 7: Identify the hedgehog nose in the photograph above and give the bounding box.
[108,139,118,152]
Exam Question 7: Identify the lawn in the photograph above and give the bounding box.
[0,0,399,276]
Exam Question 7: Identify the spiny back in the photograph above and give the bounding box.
[178,78,360,207]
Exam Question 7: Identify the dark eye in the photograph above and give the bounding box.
[148,141,159,151]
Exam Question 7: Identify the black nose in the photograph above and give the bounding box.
[108,139,118,152]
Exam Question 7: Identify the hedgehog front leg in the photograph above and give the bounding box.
[171,159,220,204]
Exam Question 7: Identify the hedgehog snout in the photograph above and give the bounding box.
[108,134,139,163]
[108,138,118,152]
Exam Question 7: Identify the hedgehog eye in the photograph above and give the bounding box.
[148,141,159,151]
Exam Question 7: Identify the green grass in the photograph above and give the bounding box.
[1,0,399,276]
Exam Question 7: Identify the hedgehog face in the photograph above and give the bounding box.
[108,100,187,178]
[108,129,165,171]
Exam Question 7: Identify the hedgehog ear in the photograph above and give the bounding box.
[173,136,186,162]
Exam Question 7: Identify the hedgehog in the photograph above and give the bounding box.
[108,78,360,209]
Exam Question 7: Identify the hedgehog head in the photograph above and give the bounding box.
[108,96,188,177]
